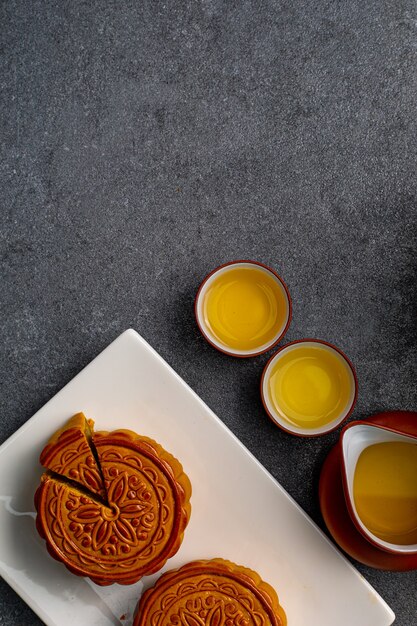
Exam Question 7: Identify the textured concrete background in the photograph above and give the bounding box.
[1,1,417,624]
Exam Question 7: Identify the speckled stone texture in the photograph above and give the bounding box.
[1,1,417,624]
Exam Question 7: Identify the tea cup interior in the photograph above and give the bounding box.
[342,423,417,554]
[195,261,291,357]
[261,340,357,436]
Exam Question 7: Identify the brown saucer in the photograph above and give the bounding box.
[319,410,417,571]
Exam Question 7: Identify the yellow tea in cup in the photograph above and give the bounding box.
[196,262,291,356]
[262,340,357,436]
[353,441,417,546]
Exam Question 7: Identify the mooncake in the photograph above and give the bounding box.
[39,412,105,498]
[35,417,191,585]
[133,559,287,626]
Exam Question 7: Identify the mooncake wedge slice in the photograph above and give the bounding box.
[133,558,287,626]
[39,413,105,498]
[35,473,130,586]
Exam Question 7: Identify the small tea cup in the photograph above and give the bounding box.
[195,260,292,358]
[261,339,357,437]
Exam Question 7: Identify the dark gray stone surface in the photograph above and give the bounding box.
[1,1,417,624]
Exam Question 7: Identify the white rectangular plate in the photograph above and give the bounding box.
[0,329,394,626]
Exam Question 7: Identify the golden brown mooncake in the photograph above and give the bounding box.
[35,418,191,585]
[39,412,105,498]
[133,559,287,626]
